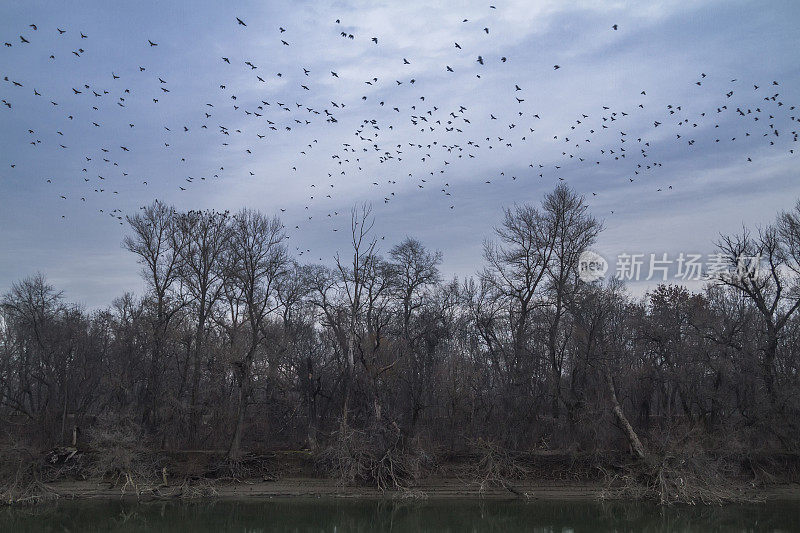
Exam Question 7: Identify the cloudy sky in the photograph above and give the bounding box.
[1,0,798,308]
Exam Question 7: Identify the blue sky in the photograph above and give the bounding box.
[1,0,799,307]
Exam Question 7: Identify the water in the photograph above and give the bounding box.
[1,498,798,532]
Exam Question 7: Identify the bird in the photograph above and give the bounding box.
[148,39,158,46]
[236,17,247,26]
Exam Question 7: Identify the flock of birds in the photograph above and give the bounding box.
[1,7,798,261]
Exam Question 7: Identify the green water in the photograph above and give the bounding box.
[1,499,798,532]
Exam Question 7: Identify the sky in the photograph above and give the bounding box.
[1,0,798,308]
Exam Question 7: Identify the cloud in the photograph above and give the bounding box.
[0,0,798,307]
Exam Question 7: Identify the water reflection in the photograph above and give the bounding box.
[1,498,799,532]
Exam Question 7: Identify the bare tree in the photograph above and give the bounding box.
[360,252,395,424]
[572,280,646,459]
[175,209,232,444]
[388,238,442,433]
[389,237,442,339]
[482,202,555,379]
[276,262,321,448]
[542,185,602,418]
[715,217,800,403]
[3,191,800,505]
[334,203,378,426]
[0,275,65,439]
[226,209,288,461]
[123,201,186,433]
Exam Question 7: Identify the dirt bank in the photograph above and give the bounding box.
[6,448,800,506]
[40,477,800,502]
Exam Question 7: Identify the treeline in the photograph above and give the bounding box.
[2,186,800,493]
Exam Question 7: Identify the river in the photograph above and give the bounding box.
[1,498,799,532]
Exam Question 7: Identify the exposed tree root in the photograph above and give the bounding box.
[448,439,531,497]
[0,441,61,506]
[599,452,766,505]
[315,421,427,492]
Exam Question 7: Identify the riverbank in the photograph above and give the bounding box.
[43,477,601,501]
[5,447,800,506]
[37,477,800,502]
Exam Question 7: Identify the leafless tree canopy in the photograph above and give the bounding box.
[2,187,799,502]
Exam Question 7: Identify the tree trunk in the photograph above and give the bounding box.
[548,297,564,419]
[342,324,355,426]
[228,349,253,462]
[189,310,206,445]
[763,327,778,403]
[303,358,318,450]
[604,363,646,460]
